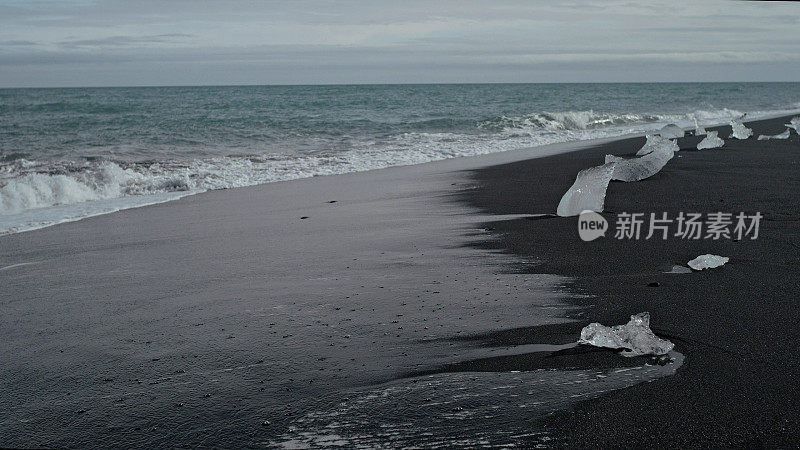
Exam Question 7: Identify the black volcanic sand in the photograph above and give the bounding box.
[452,115,800,447]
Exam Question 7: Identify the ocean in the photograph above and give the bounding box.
[2,82,800,233]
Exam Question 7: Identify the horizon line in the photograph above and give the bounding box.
[3,80,800,90]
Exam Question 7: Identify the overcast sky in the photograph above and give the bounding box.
[1,0,799,87]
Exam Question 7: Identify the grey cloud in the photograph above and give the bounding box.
[644,26,774,33]
[0,0,799,87]
[0,40,39,46]
[3,42,797,69]
[59,33,194,48]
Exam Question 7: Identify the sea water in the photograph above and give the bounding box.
[2,82,800,233]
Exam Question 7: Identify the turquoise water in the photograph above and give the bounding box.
[2,83,800,232]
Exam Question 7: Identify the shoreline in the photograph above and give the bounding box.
[1,114,798,447]
[4,106,800,237]
[455,114,800,446]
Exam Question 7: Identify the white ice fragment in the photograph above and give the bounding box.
[666,265,693,274]
[605,145,674,182]
[757,128,791,140]
[729,119,753,139]
[687,254,729,271]
[636,134,679,156]
[697,131,724,150]
[556,162,616,217]
[694,117,707,136]
[657,124,684,139]
[785,117,800,133]
[578,312,675,357]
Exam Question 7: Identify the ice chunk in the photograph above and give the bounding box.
[605,145,674,182]
[694,117,707,136]
[657,124,684,139]
[729,119,753,139]
[556,162,616,217]
[666,265,693,274]
[697,131,724,150]
[636,134,679,156]
[757,128,791,140]
[687,254,729,271]
[785,117,800,133]
[578,312,674,357]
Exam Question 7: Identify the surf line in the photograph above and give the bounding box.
[0,261,40,272]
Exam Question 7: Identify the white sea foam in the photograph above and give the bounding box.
[480,110,667,132]
[1,106,797,234]
[478,108,745,135]
[0,162,150,214]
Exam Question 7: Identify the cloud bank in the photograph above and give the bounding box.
[1,0,798,87]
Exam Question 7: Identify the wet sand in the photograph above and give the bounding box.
[0,138,604,447]
[2,115,798,447]
[458,115,800,447]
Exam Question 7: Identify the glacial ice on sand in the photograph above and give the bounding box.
[694,118,707,136]
[666,265,693,274]
[697,131,724,150]
[556,162,616,217]
[578,312,675,357]
[786,117,800,133]
[729,119,753,139]
[657,124,684,139]
[688,254,729,271]
[605,145,674,182]
[635,134,679,156]
[758,129,791,140]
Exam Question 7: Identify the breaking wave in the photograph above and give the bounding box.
[479,110,668,132]
[1,106,797,234]
[476,108,747,134]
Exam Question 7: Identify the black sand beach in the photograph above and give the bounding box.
[2,114,799,447]
[0,140,585,447]
[456,115,800,447]
[3,1,800,446]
